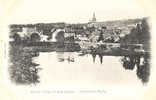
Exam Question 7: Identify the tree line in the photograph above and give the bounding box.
[120,18,150,50]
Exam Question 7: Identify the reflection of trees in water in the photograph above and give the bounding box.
[136,55,150,83]
[9,44,41,85]
[56,52,75,63]
[92,54,96,63]
[56,52,65,62]
[98,55,103,64]
[121,56,137,70]
[67,56,75,63]
[121,55,150,84]
[91,53,150,84]
[91,54,103,64]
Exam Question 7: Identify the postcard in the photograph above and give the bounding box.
[0,0,156,100]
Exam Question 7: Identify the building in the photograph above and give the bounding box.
[64,32,75,38]
[88,12,97,27]
[89,12,97,23]
[17,26,39,38]
[40,34,48,41]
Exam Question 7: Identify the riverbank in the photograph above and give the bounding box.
[8,42,150,85]
[10,41,81,52]
[10,41,150,57]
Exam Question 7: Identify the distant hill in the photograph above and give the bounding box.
[90,18,145,36]
[94,18,143,29]
[9,17,146,37]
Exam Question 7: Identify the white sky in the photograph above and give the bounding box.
[8,0,147,24]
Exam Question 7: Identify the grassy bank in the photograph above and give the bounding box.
[9,44,41,85]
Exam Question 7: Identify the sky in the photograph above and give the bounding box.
[7,0,147,24]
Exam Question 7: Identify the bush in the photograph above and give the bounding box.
[30,33,41,42]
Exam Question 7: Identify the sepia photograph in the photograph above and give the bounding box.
[1,0,156,100]
[8,15,150,86]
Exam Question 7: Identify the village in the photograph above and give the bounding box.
[9,14,151,85]
[9,13,143,45]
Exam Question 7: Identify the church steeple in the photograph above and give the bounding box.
[92,12,96,22]
[88,12,97,25]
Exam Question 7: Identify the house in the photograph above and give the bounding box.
[40,34,48,41]
[17,26,38,37]
[64,32,75,38]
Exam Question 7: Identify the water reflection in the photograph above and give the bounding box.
[56,52,75,63]
[91,54,96,63]
[55,52,150,84]
[56,52,65,62]
[9,44,150,85]
[121,56,137,70]
[91,54,104,64]
[120,55,150,83]
[98,55,103,64]
[136,55,150,83]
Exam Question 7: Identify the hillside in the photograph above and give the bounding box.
[95,18,143,28]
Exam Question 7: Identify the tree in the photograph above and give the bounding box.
[121,56,136,70]
[55,31,65,43]
[65,36,75,43]
[13,33,21,43]
[120,18,150,46]
[30,33,40,42]
[139,18,150,50]
[97,31,104,42]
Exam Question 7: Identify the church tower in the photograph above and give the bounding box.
[89,12,97,23]
[88,12,97,27]
[92,12,96,22]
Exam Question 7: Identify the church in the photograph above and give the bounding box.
[89,12,97,23]
[88,12,98,27]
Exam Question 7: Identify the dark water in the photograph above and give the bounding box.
[9,44,150,85]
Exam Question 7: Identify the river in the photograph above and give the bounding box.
[33,52,143,87]
[9,43,150,86]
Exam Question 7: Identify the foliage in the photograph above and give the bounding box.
[13,33,21,43]
[55,31,65,43]
[9,44,41,85]
[30,33,41,42]
[120,18,150,46]
[136,57,150,83]
[65,36,75,42]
